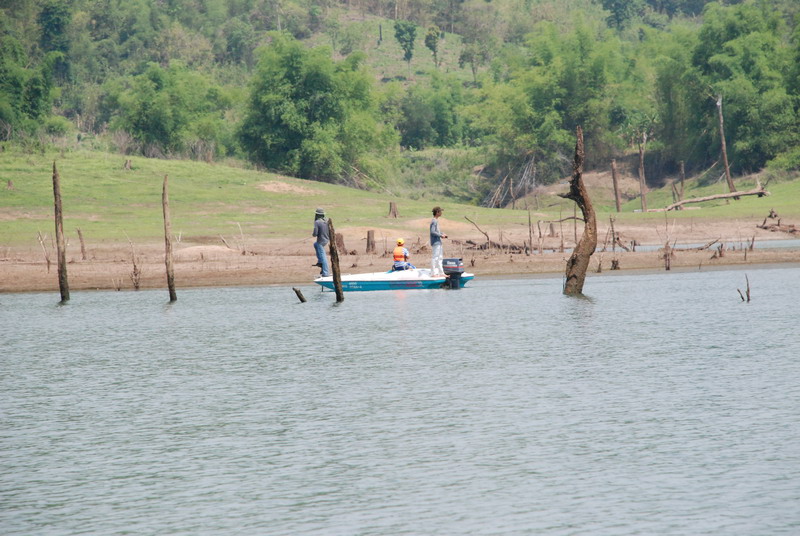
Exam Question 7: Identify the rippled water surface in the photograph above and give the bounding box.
[3,266,800,535]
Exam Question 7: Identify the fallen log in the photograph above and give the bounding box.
[757,222,798,235]
[672,238,720,252]
[463,239,524,252]
[658,186,769,212]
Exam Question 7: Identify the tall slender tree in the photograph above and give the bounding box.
[394,20,417,76]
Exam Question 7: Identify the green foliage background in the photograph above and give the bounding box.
[1,0,799,207]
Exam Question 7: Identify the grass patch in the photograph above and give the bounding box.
[0,147,532,246]
[2,146,798,248]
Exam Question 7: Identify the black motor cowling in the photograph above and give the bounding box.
[443,258,464,289]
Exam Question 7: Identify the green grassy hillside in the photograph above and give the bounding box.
[1,147,797,247]
[0,147,523,246]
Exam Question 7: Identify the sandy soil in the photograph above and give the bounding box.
[2,216,798,293]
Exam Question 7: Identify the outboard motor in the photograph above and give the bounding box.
[442,258,464,289]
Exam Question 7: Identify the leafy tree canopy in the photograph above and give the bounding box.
[239,33,395,183]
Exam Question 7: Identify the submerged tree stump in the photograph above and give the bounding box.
[292,287,307,303]
[559,126,597,296]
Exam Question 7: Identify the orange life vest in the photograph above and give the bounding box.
[393,246,407,262]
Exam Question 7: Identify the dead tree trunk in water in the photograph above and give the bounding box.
[292,287,307,303]
[162,174,177,302]
[52,162,69,303]
[328,219,344,302]
[559,127,597,296]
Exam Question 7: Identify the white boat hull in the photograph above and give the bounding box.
[314,268,474,291]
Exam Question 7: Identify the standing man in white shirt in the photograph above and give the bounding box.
[430,206,447,276]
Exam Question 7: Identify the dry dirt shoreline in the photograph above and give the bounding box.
[2,218,798,293]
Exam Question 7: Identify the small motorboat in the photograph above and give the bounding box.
[314,258,474,292]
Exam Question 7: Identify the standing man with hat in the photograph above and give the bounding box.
[312,207,331,277]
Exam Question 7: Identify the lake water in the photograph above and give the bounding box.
[2,266,799,535]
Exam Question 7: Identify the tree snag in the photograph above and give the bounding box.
[335,233,347,255]
[610,159,621,213]
[464,216,491,248]
[162,174,177,302]
[52,162,69,303]
[637,132,648,212]
[292,287,307,303]
[527,209,533,256]
[366,230,376,253]
[76,228,87,261]
[716,95,737,198]
[328,219,344,302]
[559,126,597,296]
[37,230,51,273]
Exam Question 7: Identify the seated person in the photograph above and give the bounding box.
[392,238,414,270]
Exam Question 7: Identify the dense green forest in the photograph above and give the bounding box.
[2,0,799,205]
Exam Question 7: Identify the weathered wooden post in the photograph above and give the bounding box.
[76,228,87,260]
[537,221,543,254]
[527,210,533,256]
[678,160,686,207]
[559,126,597,296]
[52,162,69,303]
[366,230,375,253]
[328,219,344,302]
[335,233,347,254]
[37,231,52,273]
[671,181,680,204]
[162,174,177,302]
[611,159,621,213]
[609,216,617,253]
